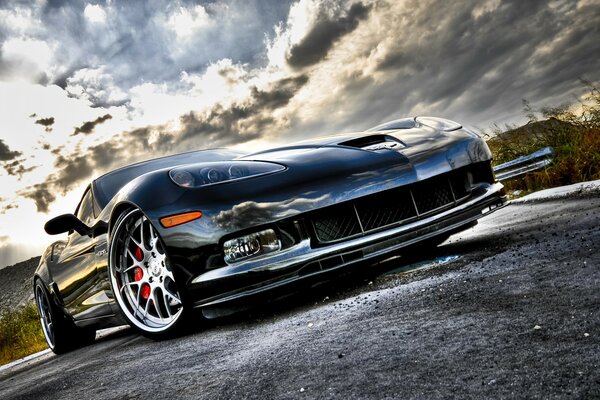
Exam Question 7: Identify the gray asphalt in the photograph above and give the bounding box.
[1,195,599,399]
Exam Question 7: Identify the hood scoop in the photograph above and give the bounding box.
[338,134,406,152]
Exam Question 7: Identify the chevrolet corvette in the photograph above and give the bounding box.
[34,116,506,353]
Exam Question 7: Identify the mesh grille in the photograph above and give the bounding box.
[313,205,362,242]
[356,189,416,231]
[412,177,454,214]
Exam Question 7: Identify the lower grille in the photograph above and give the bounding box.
[412,176,454,214]
[313,205,362,243]
[310,163,492,244]
[355,188,416,231]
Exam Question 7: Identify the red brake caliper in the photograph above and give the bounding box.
[134,267,143,281]
[133,247,150,300]
[141,284,151,300]
[135,246,143,262]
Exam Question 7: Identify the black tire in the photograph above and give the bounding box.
[108,208,190,340]
[34,280,96,354]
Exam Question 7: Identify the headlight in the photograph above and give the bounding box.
[223,229,281,264]
[169,161,285,188]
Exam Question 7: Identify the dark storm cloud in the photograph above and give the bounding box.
[324,0,600,132]
[179,75,309,144]
[35,117,55,126]
[2,158,37,178]
[251,75,310,110]
[0,139,21,161]
[19,182,56,213]
[34,116,55,132]
[53,154,94,187]
[50,146,64,156]
[0,202,18,215]
[72,114,112,135]
[20,153,98,213]
[52,66,82,89]
[287,2,371,69]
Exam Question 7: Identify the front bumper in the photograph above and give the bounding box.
[187,182,506,308]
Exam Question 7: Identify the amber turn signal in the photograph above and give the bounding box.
[160,211,202,228]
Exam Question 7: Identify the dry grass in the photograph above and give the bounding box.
[0,303,48,366]
[487,82,600,194]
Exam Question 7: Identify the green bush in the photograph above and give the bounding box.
[0,303,48,366]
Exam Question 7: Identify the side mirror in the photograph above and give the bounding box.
[44,214,91,236]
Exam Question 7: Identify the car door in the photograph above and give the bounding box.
[50,186,112,321]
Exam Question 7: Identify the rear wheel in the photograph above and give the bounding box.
[109,209,187,339]
[34,280,96,354]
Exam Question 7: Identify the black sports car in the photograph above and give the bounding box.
[34,116,506,353]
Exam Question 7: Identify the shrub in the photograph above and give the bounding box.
[487,81,600,194]
[0,303,48,366]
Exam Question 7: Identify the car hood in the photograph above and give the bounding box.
[239,124,486,178]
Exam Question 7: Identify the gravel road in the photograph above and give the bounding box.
[1,195,599,399]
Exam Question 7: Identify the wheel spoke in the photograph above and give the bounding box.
[163,293,172,317]
[164,289,181,306]
[123,263,141,274]
[126,248,142,263]
[143,292,152,320]
[154,290,165,319]
[164,269,175,282]
[149,224,156,243]
[139,217,146,249]
[122,281,139,290]
[133,287,142,319]
[129,235,141,248]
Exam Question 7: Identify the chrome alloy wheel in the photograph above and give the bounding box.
[110,209,183,333]
[35,285,55,350]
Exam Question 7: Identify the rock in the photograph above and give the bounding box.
[0,256,40,315]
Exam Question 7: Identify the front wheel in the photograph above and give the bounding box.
[109,209,188,339]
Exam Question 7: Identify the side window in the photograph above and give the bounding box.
[75,189,95,226]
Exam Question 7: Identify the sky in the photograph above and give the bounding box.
[0,0,599,268]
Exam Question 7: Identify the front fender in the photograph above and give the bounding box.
[34,241,62,305]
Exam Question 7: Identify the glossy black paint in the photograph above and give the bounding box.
[34,118,505,330]
[44,214,91,236]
